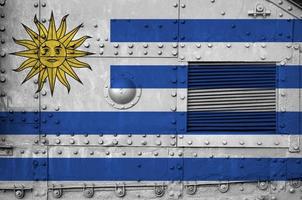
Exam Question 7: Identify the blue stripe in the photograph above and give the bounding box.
[0,112,301,135]
[111,19,302,42]
[0,158,301,181]
[110,65,301,89]
[110,65,187,88]
[0,112,181,135]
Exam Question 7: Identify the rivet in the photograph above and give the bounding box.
[274,141,280,145]
[207,43,213,48]
[279,13,283,17]
[128,51,133,55]
[172,51,178,56]
[0,39,4,44]
[143,51,148,55]
[170,106,177,112]
[211,0,215,3]
[226,44,231,48]
[20,150,25,154]
[42,90,47,96]
[288,6,293,11]
[57,150,62,155]
[69,139,75,144]
[180,56,185,60]
[257,141,262,145]
[34,3,38,7]
[181,4,185,8]
[261,44,266,48]
[222,141,227,145]
[42,18,46,23]
[42,2,46,7]
[278,0,283,5]
[154,152,158,156]
[0,25,5,32]
[158,43,163,48]
[84,140,89,144]
[245,43,250,48]
[98,139,104,145]
[99,43,104,48]
[195,55,201,60]
[205,140,210,145]
[172,43,178,48]
[141,140,147,145]
[260,56,266,60]
[173,3,178,7]
[156,140,161,146]
[239,141,245,145]
[188,140,192,145]
[42,105,47,110]
[55,139,61,144]
[138,152,142,156]
[127,139,133,145]
[90,151,94,155]
[289,188,295,193]
[171,91,177,97]
[84,43,90,48]
[180,43,185,48]
[143,43,148,48]
[114,51,118,55]
[158,51,162,55]
[221,11,226,15]
[113,43,119,48]
[105,151,110,155]
[193,153,197,157]
[195,43,201,48]
[169,152,174,156]
[0,51,6,57]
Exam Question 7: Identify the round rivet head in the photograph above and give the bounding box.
[41,2,46,7]
[53,189,63,199]
[154,185,165,197]
[34,3,38,7]
[289,188,295,193]
[83,188,94,198]
[0,25,5,32]
[218,184,229,193]
[15,190,25,199]
[185,185,197,195]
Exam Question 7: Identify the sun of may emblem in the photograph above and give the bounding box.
[12,12,93,95]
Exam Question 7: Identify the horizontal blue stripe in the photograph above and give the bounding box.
[111,19,302,42]
[111,65,301,88]
[111,65,187,88]
[0,112,301,135]
[0,112,183,135]
[0,158,301,181]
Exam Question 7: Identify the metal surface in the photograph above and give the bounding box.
[0,0,302,199]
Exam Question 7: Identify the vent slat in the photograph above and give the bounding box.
[187,64,276,134]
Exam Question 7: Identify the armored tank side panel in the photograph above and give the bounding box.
[0,0,302,199]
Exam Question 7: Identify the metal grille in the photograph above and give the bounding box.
[187,64,276,134]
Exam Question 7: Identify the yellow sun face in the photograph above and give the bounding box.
[12,12,93,95]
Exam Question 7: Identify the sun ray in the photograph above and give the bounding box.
[22,23,44,45]
[47,67,58,95]
[57,14,69,39]
[36,68,48,93]
[13,12,92,95]
[67,58,91,69]
[57,69,71,92]
[22,62,43,84]
[34,15,48,39]
[66,49,94,58]
[13,58,38,72]
[12,49,39,59]
[59,23,82,46]
[47,11,57,40]
[67,36,91,49]
[60,61,82,83]
[12,38,37,50]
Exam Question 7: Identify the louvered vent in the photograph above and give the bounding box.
[187,64,276,134]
